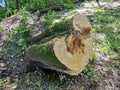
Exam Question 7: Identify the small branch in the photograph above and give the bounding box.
[30,5,63,16]
[4,0,7,7]
[14,0,19,10]
[96,0,101,7]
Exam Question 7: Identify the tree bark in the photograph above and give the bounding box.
[24,13,93,75]
[96,0,101,7]
[14,0,19,10]
[4,0,7,7]
[35,5,63,17]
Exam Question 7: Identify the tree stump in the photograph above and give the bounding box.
[24,13,93,75]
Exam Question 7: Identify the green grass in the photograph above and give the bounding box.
[82,7,120,83]
[0,77,11,87]
[112,54,120,69]
[14,24,31,48]
[89,7,120,53]
[116,54,120,69]
[0,0,76,20]
[25,0,76,10]
[16,69,42,89]
[0,26,4,34]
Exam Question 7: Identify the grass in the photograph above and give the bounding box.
[0,77,11,87]
[89,7,120,53]
[0,0,76,21]
[116,54,120,69]
[0,48,8,58]
[24,0,76,10]
[0,26,4,34]
[14,24,31,48]
[16,69,43,89]
[80,7,120,83]
[82,62,101,83]
[112,53,120,69]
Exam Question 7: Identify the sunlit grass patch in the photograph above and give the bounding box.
[90,7,120,52]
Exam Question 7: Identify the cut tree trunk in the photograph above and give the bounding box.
[24,13,93,75]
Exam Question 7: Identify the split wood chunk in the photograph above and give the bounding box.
[73,13,91,32]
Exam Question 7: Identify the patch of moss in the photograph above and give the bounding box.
[38,20,72,44]
[0,26,4,34]
[30,20,74,69]
[30,42,67,69]
[27,19,75,70]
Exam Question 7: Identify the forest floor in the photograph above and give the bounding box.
[0,1,120,90]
